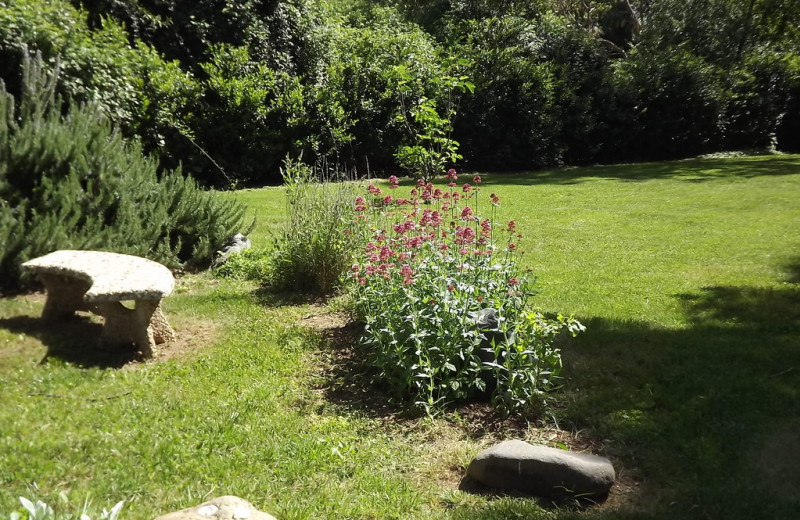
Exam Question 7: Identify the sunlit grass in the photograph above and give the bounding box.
[2,155,800,520]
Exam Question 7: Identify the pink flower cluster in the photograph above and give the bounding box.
[351,174,520,288]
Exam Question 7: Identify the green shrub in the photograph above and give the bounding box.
[0,52,250,291]
[350,172,583,415]
[261,157,365,295]
[212,248,271,282]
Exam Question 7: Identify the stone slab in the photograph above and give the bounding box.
[154,496,277,520]
[23,250,174,302]
[467,439,615,499]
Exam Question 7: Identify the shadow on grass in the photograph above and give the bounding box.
[0,314,141,368]
[252,286,337,308]
[476,156,800,186]
[558,283,800,519]
[784,256,800,284]
[312,318,423,419]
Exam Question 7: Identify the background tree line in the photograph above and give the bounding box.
[1,0,798,187]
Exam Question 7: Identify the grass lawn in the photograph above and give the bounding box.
[2,155,800,519]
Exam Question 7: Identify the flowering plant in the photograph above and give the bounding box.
[350,171,583,415]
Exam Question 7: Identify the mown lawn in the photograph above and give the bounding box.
[2,155,799,520]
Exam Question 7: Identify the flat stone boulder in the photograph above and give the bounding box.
[467,440,615,500]
[154,496,277,520]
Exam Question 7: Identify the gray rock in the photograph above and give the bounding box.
[154,496,277,520]
[467,440,615,500]
[213,233,252,267]
[474,307,499,329]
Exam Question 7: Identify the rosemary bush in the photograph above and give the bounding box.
[0,53,249,291]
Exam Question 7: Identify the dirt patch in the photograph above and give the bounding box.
[1,292,218,368]
[144,317,220,365]
[299,307,351,331]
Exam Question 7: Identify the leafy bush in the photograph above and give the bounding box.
[450,16,564,170]
[391,62,472,181]
[0,0,200,169]
[261,157,365,295]
[317,8,449,173]
[0,52,250,291]
[212,248,272,282]
[350,172,583,415]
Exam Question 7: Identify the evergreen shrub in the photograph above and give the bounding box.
[0,53,250,291]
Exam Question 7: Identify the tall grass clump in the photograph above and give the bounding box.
[350,172,584,415]
[260,157,365,295]
[0,52,250,292]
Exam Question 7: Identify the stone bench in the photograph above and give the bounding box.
[22,250,176,358]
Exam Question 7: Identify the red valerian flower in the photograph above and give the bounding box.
[480,218,491,237]
[388,175,399,188]
[473,174,482,184]
[508,277,520,285]
[490,193,500,205]
[447,168,458,181]
[462,183,472,193]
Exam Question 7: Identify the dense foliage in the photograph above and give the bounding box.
[1,0,798,185]
[0,54,250,291]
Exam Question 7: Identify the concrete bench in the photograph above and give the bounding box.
[22,250,176,358]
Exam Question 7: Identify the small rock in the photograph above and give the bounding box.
[474,308,499,329]
[213,233,252,267]
[154,496,277,520]
[467,440,615,500]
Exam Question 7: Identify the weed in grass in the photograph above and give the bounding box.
[5,493,124,520]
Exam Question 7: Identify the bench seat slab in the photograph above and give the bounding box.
[22,250,176,358]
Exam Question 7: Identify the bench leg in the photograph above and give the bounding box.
[150,303,177,345]
[94,300,168,358]
[37,274,92,320]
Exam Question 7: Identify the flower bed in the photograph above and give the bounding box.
[350,171,584,415]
